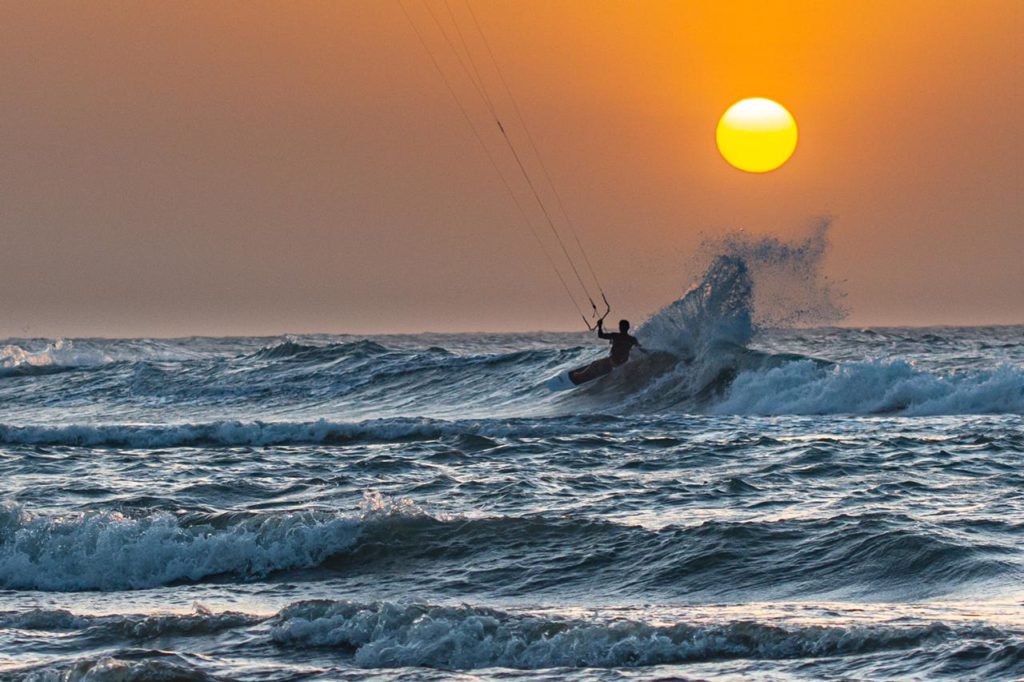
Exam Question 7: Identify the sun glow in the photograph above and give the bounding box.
[716,98,798,173]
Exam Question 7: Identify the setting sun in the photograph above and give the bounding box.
[716,98,798,173]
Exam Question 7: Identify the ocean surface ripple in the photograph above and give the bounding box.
[1,255,1021,679]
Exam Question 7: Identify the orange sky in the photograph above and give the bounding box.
[1,0,1020,337]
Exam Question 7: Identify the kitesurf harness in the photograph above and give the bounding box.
[399,0,611,330]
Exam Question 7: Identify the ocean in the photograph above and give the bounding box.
[1,252,1022,680]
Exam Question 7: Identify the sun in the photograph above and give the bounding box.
[716,98,798,173]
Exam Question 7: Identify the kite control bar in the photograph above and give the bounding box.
[583,293,612,331]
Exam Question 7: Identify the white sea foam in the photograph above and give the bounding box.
[0,493,438,591]
[270,599,987,670]
[0,339,111,376]
[14,600,1015,675]
[713,360,1024,415]
[0,504,362,591]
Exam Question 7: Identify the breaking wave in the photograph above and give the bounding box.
[271,600,1016,671]
[565,224,1022,415]
[0,606,260,639]
[248,338,392,362]
[2,499,1018,596]
[0,339,112,377]
[7,602,1020,677]
[0,503,364,590]
[714,359,1024,415]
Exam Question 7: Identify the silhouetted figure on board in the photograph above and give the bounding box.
[568,319,643,384]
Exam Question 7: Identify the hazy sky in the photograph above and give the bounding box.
[1,0,1021,337]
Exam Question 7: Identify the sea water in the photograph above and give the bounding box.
[1,249,1022,680]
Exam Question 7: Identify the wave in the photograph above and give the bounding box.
[8,602,1020,677]
[0,605,260,639]
[248,338,392,362]
[315,511,1019,601]
[0,339,112,378]
[713,359,1024,415]
[4,343,1017,418]
[12,654,221,682]
[125,340,583,419]
[566,228,1022,415]
[551,226,840,412]
[0,416,598,448]
[0,502,364,591]
[564,344,1022,416]
[2,499,1017,595]
[271,600,1012,671]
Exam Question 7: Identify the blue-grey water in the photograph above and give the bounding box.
[1,257,1022,680]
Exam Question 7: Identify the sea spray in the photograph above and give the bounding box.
[685,217,847,328]
[711,217,847,328]
[612,219,848,409]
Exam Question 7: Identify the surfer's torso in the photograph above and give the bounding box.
[604,332,638,366]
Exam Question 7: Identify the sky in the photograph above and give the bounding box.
[1,0,1021,337]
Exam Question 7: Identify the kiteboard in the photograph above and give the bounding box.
[546,357,615,391]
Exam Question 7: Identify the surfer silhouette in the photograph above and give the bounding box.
[560,319,642,386]
[598,319,641,366]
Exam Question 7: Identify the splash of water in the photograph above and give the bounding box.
[640,255,754,358]
[641,218,846,358]
[713,217,847,328]
[600,220,847,409]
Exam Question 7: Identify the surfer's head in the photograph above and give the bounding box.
[619,320,630,333]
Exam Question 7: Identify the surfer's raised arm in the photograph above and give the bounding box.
[597,318,614,340]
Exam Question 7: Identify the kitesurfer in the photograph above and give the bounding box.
[597,319,642,367]
[564,319,642,385]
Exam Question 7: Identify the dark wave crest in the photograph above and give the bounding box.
[249,338,391,362]
[2,502,1018,597]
